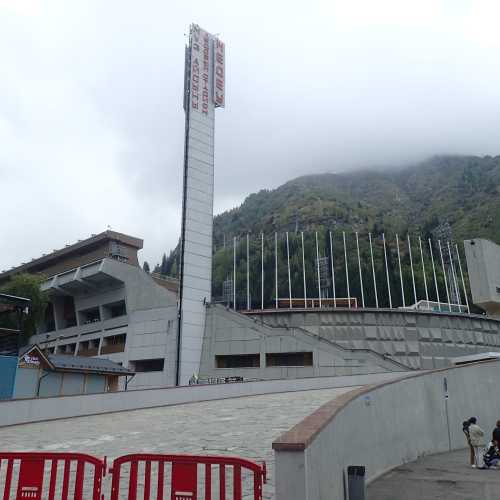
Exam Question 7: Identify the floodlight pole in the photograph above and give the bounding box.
[246,233,250,310]
[419,236,429,305]
[343,232,351,309]
[428,238,441,311]
[448,241,461,306]
[233,236,237,310]
[315,232,322,308]
[396,234,406,308]
[455,243,470,314]
[275,232,278,309]
[286,232,292,309]
[261,232,264,310]
[383,233,392,308]
[438,240,451,310]
[408,234,417,306]
[301,232,307,309]
[329,231,337,308]
[356,232,365,308]
[369,233,378,308]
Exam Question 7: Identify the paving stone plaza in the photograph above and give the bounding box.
[0,387,355,498]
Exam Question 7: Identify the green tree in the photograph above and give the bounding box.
[160,253,169,275]
[0,273,49,342]
[142,261,151,273]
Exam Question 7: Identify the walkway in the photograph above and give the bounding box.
[368,448,500,500]
[0,386,356,499]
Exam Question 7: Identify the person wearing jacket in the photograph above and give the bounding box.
[463,418,475,465]
[468,417,485,468]
[492,420,500,446]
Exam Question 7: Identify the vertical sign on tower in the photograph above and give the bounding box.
[177,25,225,386]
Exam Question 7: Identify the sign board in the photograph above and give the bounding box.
[177,24,225,386]
[213,38,225,107]
[19,353,41,369]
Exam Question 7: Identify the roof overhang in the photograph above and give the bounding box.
[41,260,124,296]
[0,230,143,282]
[0,294,31,314]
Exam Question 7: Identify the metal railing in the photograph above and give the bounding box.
[0,451,267,500]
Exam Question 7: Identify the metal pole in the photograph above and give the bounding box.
[396,234,405,308]
[429,238,441,311]
[275,232,278,309]
[316,231,322,308]
[246,233,250,310]
[455,243,470,314]
[419,237,429,306]
[355,232,365,308]
[448,241,461,307]
[438,240,451,310]
[286,232,292,309]
[261,232,264,310]
[343,232,351,308]
[369,233,378,308]
[233,236,236,311]
[408,234,417,306]
[329,231,337,308]
[383,233,392,308]
[301,231,307,309]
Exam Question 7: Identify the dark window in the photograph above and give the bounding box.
[63,296,77,328]
[107,334,126,345]
[496,287,500,294]
[44,303,56,332]
[110,301,127,318]
[100,334,126,354]
[266,352,313,367]
[110,241,129,262]
[131,358,165,372]
[79,307,101,324]
[215,354,260,369]
[102,300,127,319]
[61,343,76,354]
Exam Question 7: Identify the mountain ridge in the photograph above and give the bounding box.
[159,155,499,307]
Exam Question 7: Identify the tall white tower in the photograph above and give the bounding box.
[176,24,225,385]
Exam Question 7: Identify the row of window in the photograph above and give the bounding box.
[46,334,127,355]
[125,353,313,373]
[41,299,127,333]
[215,352,313,369]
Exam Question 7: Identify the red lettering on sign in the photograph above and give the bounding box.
[213,37,225,107]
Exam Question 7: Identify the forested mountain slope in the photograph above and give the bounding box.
[162,155,500,307]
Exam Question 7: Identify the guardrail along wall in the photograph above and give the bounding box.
[273,361,500,500]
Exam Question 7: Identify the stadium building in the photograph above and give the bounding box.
[2,25,500,392]
[0,231,179,389]
[1,230,500,391]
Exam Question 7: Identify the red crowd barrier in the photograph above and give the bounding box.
[109,453,267,500]
[0,452,266,500]
[0,452,105,500]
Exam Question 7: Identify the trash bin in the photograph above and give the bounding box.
[347,465,366,500]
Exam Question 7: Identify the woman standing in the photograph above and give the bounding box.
[468,417,485,468]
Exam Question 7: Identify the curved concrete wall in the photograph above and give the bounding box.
[0,371,410,428]
[273,361,500,500]
[253,309,500,369]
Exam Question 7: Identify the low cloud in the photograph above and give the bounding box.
[1,0,499,268]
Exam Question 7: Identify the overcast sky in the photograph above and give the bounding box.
[1,0,499,270]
